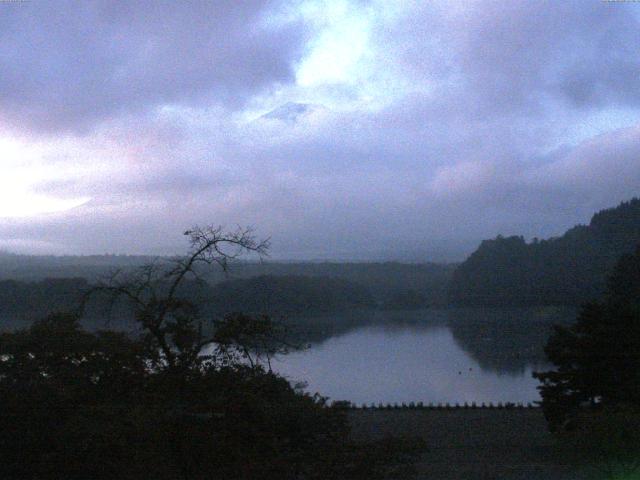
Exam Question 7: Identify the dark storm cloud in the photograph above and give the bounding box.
[0,0,303,133]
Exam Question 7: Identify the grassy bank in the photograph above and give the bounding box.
[349,409,585,479]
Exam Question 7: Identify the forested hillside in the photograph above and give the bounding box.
[448,198,640,306]
[208,275,374,315]
[206,262,454,308]
[0,274,376,330]
[0,255,454,306]
[0,278,90,329]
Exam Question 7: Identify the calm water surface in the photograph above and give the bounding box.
[2,306,575,406]
[272,308,575,405]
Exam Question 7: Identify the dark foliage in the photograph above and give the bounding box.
[0,315,421,479]
[214,262,454,309]
[208,274,375,316]
[381,288,431,310]
[534,246,640,431]
[0,271,442,331]
[449,198,640,306]
[0,258,455,313]
[0,277,89,326]
[0,314,153,479]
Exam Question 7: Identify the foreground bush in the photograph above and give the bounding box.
[0,314,421,479]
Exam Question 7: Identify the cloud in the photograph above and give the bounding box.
[0,0,305,134]
[367,0,640,112]
[527,125,640,204]
[1,1,640,260]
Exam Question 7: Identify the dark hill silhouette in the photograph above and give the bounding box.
[0,274,376,331]
[208,274,375,316]
[449,198,640,306]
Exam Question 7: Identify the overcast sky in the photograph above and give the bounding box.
[1,0,639,260]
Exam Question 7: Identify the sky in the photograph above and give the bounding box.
[1,0,639,261]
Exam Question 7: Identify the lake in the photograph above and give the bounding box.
[1,305,577,406]
[272,307,576,406]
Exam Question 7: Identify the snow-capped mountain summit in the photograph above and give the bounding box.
[260,102,326,123]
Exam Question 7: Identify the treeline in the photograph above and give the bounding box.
[448,198,640,306]
[0,274,403,330]
[0,257,454,307]
[203,262,454,308]
[0,252,157,282]
[208,275,374,316]
[0,262,455,330]
[0,278,89,327]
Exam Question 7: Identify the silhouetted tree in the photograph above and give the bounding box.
[84,225,270,374]
[534,246,640,431]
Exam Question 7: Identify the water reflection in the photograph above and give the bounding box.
[447,306,576,374]
[274,307,577,405]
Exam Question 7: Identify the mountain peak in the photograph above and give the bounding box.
[260,102,326,123]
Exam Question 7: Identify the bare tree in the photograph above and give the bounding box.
[212,312,294,371]
[84,225,270,372]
